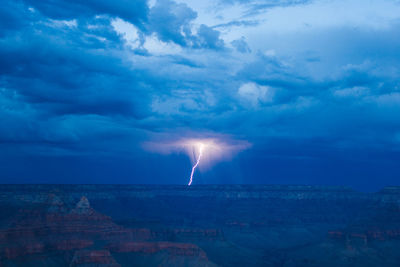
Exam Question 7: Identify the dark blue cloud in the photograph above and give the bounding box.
[0,29,151,118]
[217,0,312,15]
[213,20,259,29]
[231,37,251,53]
[22,0,149,26]
[0,2,156,155]
[148,0,197,46]
[147,0,225,50]
[195,25,225,50]
[0,1,34,36]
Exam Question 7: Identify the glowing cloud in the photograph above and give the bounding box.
[143,135,251,185]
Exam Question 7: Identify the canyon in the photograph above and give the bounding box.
[0,185,399,266]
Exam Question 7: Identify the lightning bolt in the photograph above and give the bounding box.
[188,144,204,186]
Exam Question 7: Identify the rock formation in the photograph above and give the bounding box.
[0,185,399,266]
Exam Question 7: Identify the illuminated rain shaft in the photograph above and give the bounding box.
[188,144,204,186]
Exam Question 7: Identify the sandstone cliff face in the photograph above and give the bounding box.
[1,195,148,246]
[70,250,121,267]
[107,241,208,258]
[0,192,214,266]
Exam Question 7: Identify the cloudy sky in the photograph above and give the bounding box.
[1,0,400,190]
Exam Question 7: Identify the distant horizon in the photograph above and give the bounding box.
[1,183,398,193]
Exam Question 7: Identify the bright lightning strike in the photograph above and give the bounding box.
[188,143,204,186]
[143,135,251,185]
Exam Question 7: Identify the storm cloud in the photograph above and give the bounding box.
[0,0,399,189]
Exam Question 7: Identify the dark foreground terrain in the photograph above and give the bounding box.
[0,185,400,267]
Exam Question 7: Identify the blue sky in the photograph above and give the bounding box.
[1,0,400,190]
